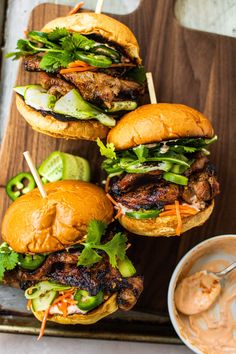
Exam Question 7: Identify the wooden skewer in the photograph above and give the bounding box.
[146,72,157,104]
[23,151,47,198]
[95,0,104,14]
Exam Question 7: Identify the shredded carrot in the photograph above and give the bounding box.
[57,301,68,317]
[105,176,111,193]
[175,201,182,236]
[159,202,198,235]
[115,208,123,219]
[37,306,51,340]
[68,60,91,68]
[159,210,177,217]
[59,66,95,74]
[106,193,119,207]
[68,2,84,15]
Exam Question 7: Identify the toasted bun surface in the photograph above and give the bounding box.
[32,294,118,325]
[107,104,214,150]
[119,201,214,237]
[42,12,141,64]
[16,95,109,141]
[2,180,113,253]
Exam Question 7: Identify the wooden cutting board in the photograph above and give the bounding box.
[0,0,236,341]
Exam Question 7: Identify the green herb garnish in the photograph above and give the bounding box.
[98,136,218,185]
[0,243,19,281]
[78,220,127,268]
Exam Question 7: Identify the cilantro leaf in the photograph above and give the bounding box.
[47,27,69,41]
[77,246,102,267]
[39,51,73,72]
[87,220,107,244]
[77,220,128,269]
[97,232,127,267]
[5,39,39,59]
[60,33,95,52]
[28,31,60,49]
[97,138,116,159]
[72,33,95,51]
[0,243,19,281]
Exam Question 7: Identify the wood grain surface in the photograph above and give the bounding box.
[0,0,236,340]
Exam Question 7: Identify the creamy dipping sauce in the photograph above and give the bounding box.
[175,270,221,315]
[174,238,236,354]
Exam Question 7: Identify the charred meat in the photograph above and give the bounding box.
[109,161,220,211]
[62,71,144,108]
[12,250,143,311]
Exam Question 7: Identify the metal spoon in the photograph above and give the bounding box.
[214,260,236,278]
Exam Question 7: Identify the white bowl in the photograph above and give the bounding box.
[168,234,236,354]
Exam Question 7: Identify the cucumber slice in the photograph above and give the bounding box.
[32,290,57,312]
[61,153,90,181]
[38,151,91,183]
[53,89,115,127]
[74,156,91,182]
[38,151,63,183]
[24,87,56,111]
[14,84,43,96]
[106,101,138,113]
[54,89,95,119]
[117,256,136,277]
[96,114,116,127]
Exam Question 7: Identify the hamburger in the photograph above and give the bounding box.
[7,11,145,140]
[97,103,220,237]
[0,180,143,338]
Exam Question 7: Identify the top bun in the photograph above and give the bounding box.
[2,180,113,254]
[42,12,141,64]
[107,103,214,150]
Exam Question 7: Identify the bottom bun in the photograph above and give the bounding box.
[32,294,118,325]
[119,201,214,237]
[16,95,109,141]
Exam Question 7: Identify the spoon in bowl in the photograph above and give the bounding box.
[174,261,236,316]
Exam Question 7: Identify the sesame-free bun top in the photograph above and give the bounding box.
[107,104,214,150]
[42,12,141,64]
[2,180,113,254]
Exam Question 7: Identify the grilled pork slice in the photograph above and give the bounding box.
[62,71,144,107]
[24,55,41,71]
[39,72,74,97]
[113,181,180,210]
[13,251,143,312]
[182,165,220,204]
[109,163,220,211]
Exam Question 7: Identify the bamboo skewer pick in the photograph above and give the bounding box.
[23,151,47,198]
[146,72,157,104]
[95,0,104,14]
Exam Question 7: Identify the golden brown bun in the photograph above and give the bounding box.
[107,104,214,150]
[42,12,141,64]
[2,180,113,253]
[32,294,118,325]
[119,201,214,237]
[16,95,109,141]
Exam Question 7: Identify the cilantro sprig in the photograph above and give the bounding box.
[77,220,127,268]
[0,243,19,281]
[6,27,120,73]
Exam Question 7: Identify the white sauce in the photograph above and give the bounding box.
[49,304,87,316]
